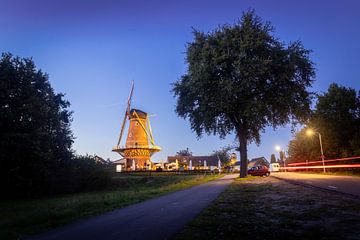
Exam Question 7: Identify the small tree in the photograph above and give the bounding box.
[287,128,319,163]
[176,148,193,156]
[270,154,276,163]
[279,151,285,162]
[172,10,315,177]
[212,146,232,165]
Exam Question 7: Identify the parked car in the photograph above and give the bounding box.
[248,165,270,176]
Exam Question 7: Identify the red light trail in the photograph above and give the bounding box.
[287,156,360,166]
[283,164,360,170]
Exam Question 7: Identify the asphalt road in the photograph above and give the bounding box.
[28,174,238,240]
[272,172,360,197]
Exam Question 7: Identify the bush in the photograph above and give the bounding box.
[44,155,112,195]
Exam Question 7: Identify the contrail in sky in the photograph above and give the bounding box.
[95,102,125,108]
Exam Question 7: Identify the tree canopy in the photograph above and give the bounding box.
[176,148,193,156]
[270,154,276,163]
[288,83,360,162]
[287,128,321,163]
[312,83,360,157]
[173,10,315,177]
[0,53,110,197]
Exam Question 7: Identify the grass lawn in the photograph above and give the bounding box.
[175,176,360,240]
[0,173,223,240]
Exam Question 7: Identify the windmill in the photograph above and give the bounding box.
[112,81,161,170]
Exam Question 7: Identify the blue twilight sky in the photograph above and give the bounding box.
[1,0,359,162]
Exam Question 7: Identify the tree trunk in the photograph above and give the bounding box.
[238,131,248,178]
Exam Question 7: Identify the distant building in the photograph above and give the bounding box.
[248,157,269,168]
[153,161,169,170]
[228,153,237,166]
[112,158,126,172]
[94,155,108,164]
[232,156,269,171]
[167,155,220,171]
[112,155,222,172]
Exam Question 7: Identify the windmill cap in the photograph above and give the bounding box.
[129,109,147,119]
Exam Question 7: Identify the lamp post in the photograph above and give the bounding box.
[306,129,326,173]
[275,145,286,172]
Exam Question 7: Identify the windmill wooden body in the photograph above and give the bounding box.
[112,81,161,170]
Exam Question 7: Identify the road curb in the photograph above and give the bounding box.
[271,176,360,199]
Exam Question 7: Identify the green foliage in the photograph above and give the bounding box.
[0,53,112,198]
[270,154,276,163]
[211,146,232,165]
[311,83,360,158]
[49,155,112,194]
[176,148,193,156]
[287,128,320,163]
[288,83,360,162]
[0,53,74,197]
[172,10,315,177]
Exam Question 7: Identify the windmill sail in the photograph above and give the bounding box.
[117,80,134,147]
[126,80,134,116]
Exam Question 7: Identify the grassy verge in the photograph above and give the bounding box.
[175,176,360,240]
[1,173,223,240]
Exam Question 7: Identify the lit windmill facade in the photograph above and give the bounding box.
[112,81,161,170]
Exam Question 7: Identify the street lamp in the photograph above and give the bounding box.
[306,129,326,173]
[275,145,286,172]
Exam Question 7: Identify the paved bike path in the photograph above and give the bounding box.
[28,174,237,240]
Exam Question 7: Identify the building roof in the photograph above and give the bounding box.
[232,157,269,167]
[111,158,126,164]
[167,156,219,166]
[250,157,268,162]
[94,155,108,164]
[248,157,269,167]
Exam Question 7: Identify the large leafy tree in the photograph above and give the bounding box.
[288,83,360,162]
[172,11,315,177]
[287,83,360,162]
[311,83,360,157]
[0,53,74,196]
